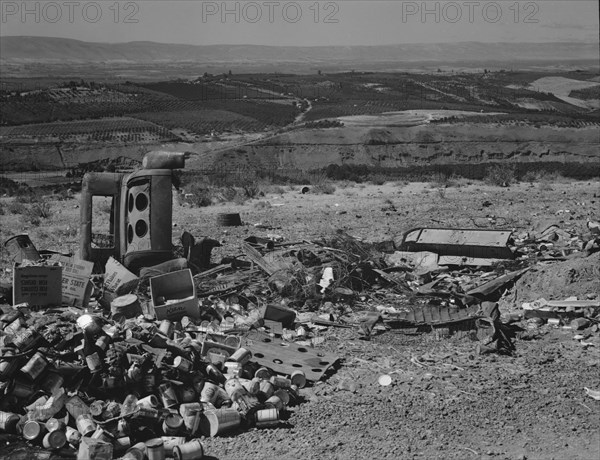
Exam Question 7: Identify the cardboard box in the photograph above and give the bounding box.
[48,255,93,308]
[150,269,199,320]
[103,257,138,293]
[13,264,62,309]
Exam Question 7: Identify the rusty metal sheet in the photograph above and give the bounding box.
[243,332,339,382]
[400,228,514,260]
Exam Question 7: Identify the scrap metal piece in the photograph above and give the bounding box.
[243,331,339,382]
[399,228,514,260]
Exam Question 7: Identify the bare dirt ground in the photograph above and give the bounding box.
[1,179,599,460]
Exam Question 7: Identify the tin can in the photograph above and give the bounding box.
[179,386,196,403]
[4,234,41,263]
[76,413,96,436]
[66,395,90,420]
[22,420,45,441]
[124,446,146,460]
[91,426,112,443]
[146,437,165,460]
[173,356,193,373]
[39,371,64,395]
[243,377,261,395]
[142,372,157,394]
[20,351,48,380]
[159,320,174,338]
[113,436,132,454]
[265,395,284,410]
[1,309,24,324]
[89,400,105,417]
[254,367,271,380]
[102,401,122,420]
[270,375,291,389]
[43,430,67,449]
[0,411,20,433]
[95,335,111,352]
[85,351,103,373]
[224,362,242,377]
[228,347,252,365]
[258,380,275,399]
[206,363,226,384]
[199,382,220,405]
[159,382,179,408]
[45,417,66,432]
[3,317,25,336]
[162,413,185,435]
[274,389,290,406]
[199,408,241,437]
[134,407,160,421]
[138,395,159,409]
[173,439,204,460]
[290,370,306,388]
[65,426,82,446]
[254,408,279,428]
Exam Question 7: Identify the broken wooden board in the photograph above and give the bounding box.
[382,304,480,327]
[243,331,339,382]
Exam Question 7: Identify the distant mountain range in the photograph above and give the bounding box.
[1,36,597,65]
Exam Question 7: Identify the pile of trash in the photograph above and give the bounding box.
[0,218,599,459]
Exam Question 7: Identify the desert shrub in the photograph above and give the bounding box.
[269,185,286,195]
[0,203,4,216]
[7,200,23,214]
[369,174,388,186]
[184,183,213,207]
[312,182,336,194]
[22,201,52,226]
[0,177,32,196]
[485,164,517,186]
[242,182,261,199]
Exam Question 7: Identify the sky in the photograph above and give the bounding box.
[0,0,598,46]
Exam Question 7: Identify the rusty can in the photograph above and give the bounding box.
[95,335,111,352]
[243,377,261,395]
[39,371,64,395]
[159,320,174,338]
[264,395,284,410]
[146,437,166,460]
[76,413,96,436]
[102,401,122,420]
[138,395,159,409]
[20,351,48,380]
[134,407,160,421]
[290,370,306,389]
[113,436,132,454]
[270,375,291,389]
[173,439,204,460]
[45,417,66,432]
[159,382,179,408]
[199,382,220,405]
[43,430,67,449]
[179,385,196,403]
[173,356,193,373]
[85,351,103,373]
[254,367,271,380]
[254,408,279,428]
[162,413,185,436]
[206,364,226,385]
[274,389,290,406]
[228,347,252,365]
[89,400,105,417]
[3,317,25,336]
[65,426,82,446]
[142,372,157,394]
[258,380,275,399]
[22,420,45,441]
[123,447,146,460]
[0,411,20,433]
